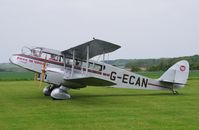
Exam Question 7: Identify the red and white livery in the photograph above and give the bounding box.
[10,39,190,99]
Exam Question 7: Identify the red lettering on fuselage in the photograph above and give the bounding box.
[34,60,42,65]
[17,57,28,62]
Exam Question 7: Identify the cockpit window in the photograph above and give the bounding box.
[21,47,42,57]
[21,47,32,55]
[21,46,64,63]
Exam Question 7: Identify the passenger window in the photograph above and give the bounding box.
[93,64,102,71]
[59,56,63,62]
[49,54,58,61]
[32,48,42,57]
[88,63,94,68]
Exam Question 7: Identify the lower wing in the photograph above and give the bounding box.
[63,77,116,89]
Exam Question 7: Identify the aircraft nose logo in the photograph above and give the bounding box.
[180,65,186,72]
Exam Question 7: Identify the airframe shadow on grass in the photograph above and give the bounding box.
[70,92,185,99]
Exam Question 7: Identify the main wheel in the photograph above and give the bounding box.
[50,87,71,100]
[43,85,56,96]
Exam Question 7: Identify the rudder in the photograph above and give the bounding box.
[159,60,189,85]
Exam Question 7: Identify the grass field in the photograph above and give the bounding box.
[0,72,34,81]
[0,71,199,130]
[0,70,198,81]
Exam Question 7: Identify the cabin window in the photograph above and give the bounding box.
[88,62,94,68]
[49,54,59,61]
[64,58,82,67]
[75,60,81,67]
[94,64,102,71]
[103,65,106,70]
[59,56,63,62]
[66,59,73,65]
[40,53,49,59]
[87,62,105,71]
[39,53,59,61]
[32,49,42,57]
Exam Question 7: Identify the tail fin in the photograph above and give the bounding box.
[159,60,189,85]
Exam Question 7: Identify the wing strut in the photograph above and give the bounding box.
[101,52,105,75]
[86,45,89,74]
[63,54,66,69]
[71,50,75,77]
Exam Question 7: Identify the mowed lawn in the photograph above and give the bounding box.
[0,72,34,81]
[0,72,199,130]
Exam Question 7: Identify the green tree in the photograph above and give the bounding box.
[130,66,141,72]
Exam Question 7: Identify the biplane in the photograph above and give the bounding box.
[9,39,189,99]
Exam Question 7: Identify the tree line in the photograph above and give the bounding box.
[125,55,199,72]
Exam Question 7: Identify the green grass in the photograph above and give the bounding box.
[0,72,34,81]
[188,70,199,80]
[0,79,199,129]
[0,71,199,130]
[0,70,198,81]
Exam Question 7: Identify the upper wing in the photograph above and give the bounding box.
[63,76,116,89]
[62,39,121,60]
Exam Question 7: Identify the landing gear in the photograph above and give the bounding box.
[50,86,71,100]
[43,85,54,96]
[172,89,179,95]
[43,85,71,99]
[171,84,179,95]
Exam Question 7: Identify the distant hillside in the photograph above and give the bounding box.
[106,59,160,68]
[106,55,199,71]
[105,59,130,68]
[0,63,28,72]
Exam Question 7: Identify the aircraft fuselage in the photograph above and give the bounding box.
[10,53,175,91]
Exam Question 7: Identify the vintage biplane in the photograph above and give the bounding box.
[9,39,189,99]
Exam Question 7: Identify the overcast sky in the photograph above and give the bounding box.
[0,0,198,63]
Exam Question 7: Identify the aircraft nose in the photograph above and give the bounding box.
[9,56,13,63]
[9,55,15,64]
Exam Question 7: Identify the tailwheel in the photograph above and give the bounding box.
[50,86,71,100]
[170,84,179,95]
[171,86,179,95]
[172,90,179,95]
